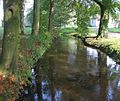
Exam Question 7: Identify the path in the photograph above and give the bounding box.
[108,32,120,38]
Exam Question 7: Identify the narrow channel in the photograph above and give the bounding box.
[33,37,120,101]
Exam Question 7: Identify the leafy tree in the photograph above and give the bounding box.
[74,1,89,36]
[53,0,71,28]
[73,0,98,37]
[40,0,50,33]
[92,0,120,38]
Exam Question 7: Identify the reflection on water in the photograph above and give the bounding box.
[87,47,98,60]
[67,38,77,65]
[86,47,99,76]
[36,37,120,101]
[18,37,120,101]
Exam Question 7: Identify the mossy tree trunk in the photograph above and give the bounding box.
[0,0,20,70]
[32,0,40,35]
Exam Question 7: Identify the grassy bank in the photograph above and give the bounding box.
[85,38,120,63]
[19,32,54,82]
[0,30,54,100]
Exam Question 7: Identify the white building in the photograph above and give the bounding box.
[90,15,120,28]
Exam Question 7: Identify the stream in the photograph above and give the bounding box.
[23,37,120,101]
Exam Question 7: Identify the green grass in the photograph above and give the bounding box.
[108,28,120,33]
[60,27,77,34]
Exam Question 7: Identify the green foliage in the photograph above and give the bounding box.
[89,3,100,16]
[40,10,49,33]
[25,0,50,33]
[26,32,53,67]
[53,0,71,27]
[18,32,53,85]
[92,0,120,37]
[74,2,90,37]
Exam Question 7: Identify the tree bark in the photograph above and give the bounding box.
[97,7,105,38]
[20,0,24,35]
[48,0,54,32]
[32,0,40,35]
[0,0,20,70]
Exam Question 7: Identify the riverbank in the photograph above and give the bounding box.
[0,32,54,100]
[83,37,120,63]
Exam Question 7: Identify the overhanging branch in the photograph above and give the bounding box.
[91,0,103,7]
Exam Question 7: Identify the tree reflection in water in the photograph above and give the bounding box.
[35,39,120,101]
[2,38,120,101]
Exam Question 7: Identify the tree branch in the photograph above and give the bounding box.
[91,0,103,7]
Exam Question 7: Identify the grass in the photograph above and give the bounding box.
[59,27,77,34]
[59,27,98,37]
[108,28,120,33]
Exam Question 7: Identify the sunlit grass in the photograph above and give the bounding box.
[60,27,77,34]
[108,28,120,33]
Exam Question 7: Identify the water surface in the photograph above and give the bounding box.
[37,37,120,101]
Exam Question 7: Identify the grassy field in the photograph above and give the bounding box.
[0,27,119,39]
[59,27,77,34]
[108,28,120,33]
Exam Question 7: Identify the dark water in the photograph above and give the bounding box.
[32,37,120,101]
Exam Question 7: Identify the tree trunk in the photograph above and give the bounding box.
[32,0,40,35]
[48,0,54,32]
[97,8,105,38]
[20,0,24,35]
[0,0,20,70]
